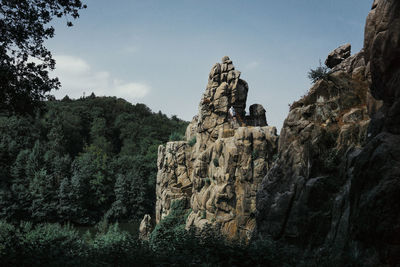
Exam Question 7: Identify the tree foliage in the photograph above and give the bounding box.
[0,96,188,225]
[0,0,86,114]
[308,60,330,83]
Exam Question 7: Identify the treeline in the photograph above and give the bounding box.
[0,96,187,225]
[0,219,285,267]
[0,198,355,266]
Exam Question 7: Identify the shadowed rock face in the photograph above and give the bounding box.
[148,2,400,263]
[325,43,351,69]
[346,0,400,264]
[256,0,400,265]
[154,57,278,240]
[256,49,371,250]
[246,104,268,127]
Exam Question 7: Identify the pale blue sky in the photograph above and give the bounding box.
[47,0,373,130]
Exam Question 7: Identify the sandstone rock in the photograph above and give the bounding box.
[139,214,153,240]
[246,104,268,126]
[155,57,278,240]
[342,0,400,264]
[256,48,371,254]
[221,56,230,63]
[325,43,351,68]
[156,141,192,222]
[256,1,400,265]
[364,0,400,105]
[186,126,278,240]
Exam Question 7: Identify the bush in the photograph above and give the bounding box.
[0,221,22,265]
[22,223,87,266]
[0,220,350,266]
[308,60,330,83]
[213,157,219,167]
[188,136,197,147]
[169,131,184,141]
[149,199,195,264]
[252,150,259,161]
[90,223,151,266]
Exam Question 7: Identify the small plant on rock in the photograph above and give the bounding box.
[308,60,330,83]
[201,210,207,220]
[213,158,219,167]
[169,131,184,141]
[188,136,196,147]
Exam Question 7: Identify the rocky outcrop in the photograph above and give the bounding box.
[246,104,268,127]
[256,47,371,252]
[154,57,278,240]
[256,0,400,265]
[325,43,351,69]
[346,0,400,264]
[139,214,153,241]
[149,2,400,264]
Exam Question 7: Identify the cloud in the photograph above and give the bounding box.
[122,45,139,54]
[56,55,90,74]
[244,61,260,70]
[51,55,150,102]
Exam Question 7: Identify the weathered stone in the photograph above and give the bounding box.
[255,1,400,265]
[139,214,153,241]
[155,57,277,240]
[325,43,351,68]
[246,104,268,126]
[364,0,400,105]
[221,56,230,63]
[256,48,371,256]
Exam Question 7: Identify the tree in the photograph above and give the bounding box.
[0,0,86,114]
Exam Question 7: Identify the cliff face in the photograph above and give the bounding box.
[256,46,371,250]
[155,57,278,240]
[348,0,400,264]
[256,0,400,264]
[150,1,400,263]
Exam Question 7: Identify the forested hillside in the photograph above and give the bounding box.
[0,95,187,225]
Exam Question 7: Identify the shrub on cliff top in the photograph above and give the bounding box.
[188,136,197,147]
[308,60,330,83]
[149,199,188,251]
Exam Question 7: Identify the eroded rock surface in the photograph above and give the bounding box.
[139,214,153,241]
[325,43,352,69]
[155,57,278,240]
[346,0,400,264]
[256,0,400,265]
[256,49,371,253]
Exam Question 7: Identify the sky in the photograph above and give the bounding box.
[46,0,373,130]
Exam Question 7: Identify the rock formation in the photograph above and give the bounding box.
[147,1,400,264]
[325,43,351,69]
[256,0,400,265]
[139,214,153,241]
[256,45,371,251]
[347,0,400,264]
[155,57,278,240]
[246,104,268,127]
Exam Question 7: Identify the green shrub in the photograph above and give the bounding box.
[169,131,184,141]
[22,223,87,266]
[308,60,330,83]
[252,150,259,161]
[201,210,207,219]
[90,223,151,266]
[149,199,188,252]
[188,136,197,147]
[0,221,22,266]
[213,157,219,167]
